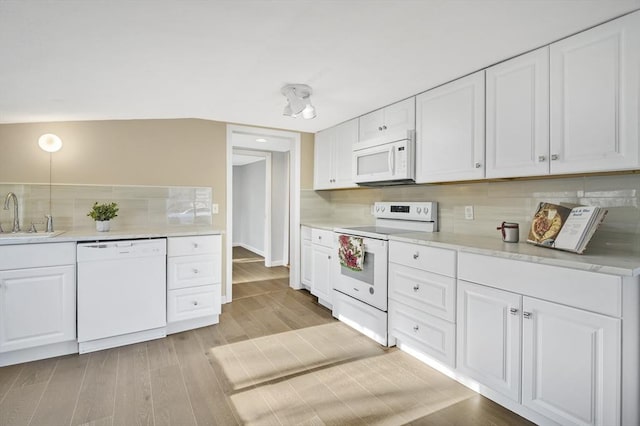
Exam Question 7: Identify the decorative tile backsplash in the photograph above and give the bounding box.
[0,183,213,231]
[302,173,640,253]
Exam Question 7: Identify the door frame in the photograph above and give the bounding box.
[226,124,301,303]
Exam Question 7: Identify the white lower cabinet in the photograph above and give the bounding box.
[310,228,335,306]
[456,281,521,402]
[0,265,76,353]
[301,226,312,287]
[167,235,222,334]
[0,242,77,366]
[388,241,457,367]
[457,252,622,426]
[521,297,620,426]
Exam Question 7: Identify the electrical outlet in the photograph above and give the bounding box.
[464,205,474,220]
[211,204,219,214]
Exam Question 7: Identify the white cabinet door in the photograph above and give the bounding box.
[486,47,550,178]
[311,243,333,303]
[301,237,313,287]
[416,71,485,183]
[0,265,76,353]
[550,11,640,174]
[522,297,620,426]
[313,128,335,190]
[457,280,522,402]
[314,119,357,190]
[333,118,358,188]
[358,98,415,141]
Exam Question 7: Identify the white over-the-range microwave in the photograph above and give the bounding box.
[352,130,415,186]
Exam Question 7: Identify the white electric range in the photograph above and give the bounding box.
[332,201,438,345]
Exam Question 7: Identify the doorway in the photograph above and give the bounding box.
[225,125,301,303]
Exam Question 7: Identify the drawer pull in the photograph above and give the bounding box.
[413,325,419,332]
[509,308,518,315]
[413,284,420,292]
[413,252,419,260]
[523,311,532,319]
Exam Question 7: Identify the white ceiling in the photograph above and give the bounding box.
[1,0,638,134]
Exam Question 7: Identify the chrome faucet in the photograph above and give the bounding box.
[3,192,20,233]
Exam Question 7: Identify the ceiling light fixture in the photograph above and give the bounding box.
[281,84,316,119]
[256,138,267,142]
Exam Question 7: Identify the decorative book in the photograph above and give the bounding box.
[527,202,608,254]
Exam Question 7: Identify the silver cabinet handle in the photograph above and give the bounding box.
[328,255,331,260]
[523,311,532,319]
[475,162,482,168]
[551,154,559,161]
[509,308,518,315]
[378,126,383,131]
[413,284,420,292]
[382,125,387,130]
[413,252,419,260]
[413,325,419,332]
[318,235,322,240]
[538,155,546,162]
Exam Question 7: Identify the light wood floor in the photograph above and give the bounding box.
[0,250,534,426]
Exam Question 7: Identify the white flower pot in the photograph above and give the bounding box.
[96,220,110,232]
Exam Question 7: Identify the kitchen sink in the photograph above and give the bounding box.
[0,230,65,239]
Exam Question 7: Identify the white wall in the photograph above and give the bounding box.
[232,160,266,254]
[270,152,289,265]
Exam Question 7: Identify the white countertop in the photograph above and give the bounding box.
[0,226,223,246]
[301,222,640,277]
[390,232,640,277]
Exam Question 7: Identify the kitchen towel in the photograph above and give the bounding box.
[338,234,365,271]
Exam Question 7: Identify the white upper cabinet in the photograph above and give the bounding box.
[359,97,415,141]
[486,47,550,178]
[314,118,359,190]
[550,11,640,174]
[416,71,485,183]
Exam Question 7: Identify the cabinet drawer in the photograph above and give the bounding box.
[167,254,220,290]
[389,241,456,277]
[311,228,334,248]
[167,284,220,323]
[458,252,621,317]
[389,300,455,367]
[168,235,221,257]
[389,263,456,322]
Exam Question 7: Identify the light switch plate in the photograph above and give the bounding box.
[211,204,219,214]
[464,205,474,220]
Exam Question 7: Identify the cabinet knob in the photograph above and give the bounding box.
[193,268,199,274]
[193,243,199,248]
[413,252,419,260]
[551,154,559,161]
[193,300,199,306]
[537,155,546,162]
[413,284,420,292]
[378,126,383,131]
[382,125,387,130]
[509,308,518,315]
[328,255,331,260]
[523,311,532,319]
[475,162,482,168]
[413,325,419,332]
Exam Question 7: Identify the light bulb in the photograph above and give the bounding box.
[38,134,63,152]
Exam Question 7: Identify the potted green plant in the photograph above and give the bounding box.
[87,202,119,232]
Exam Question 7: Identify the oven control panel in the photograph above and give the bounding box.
[373,201,437,222]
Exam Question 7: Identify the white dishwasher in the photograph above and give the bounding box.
[77,239,167,353]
